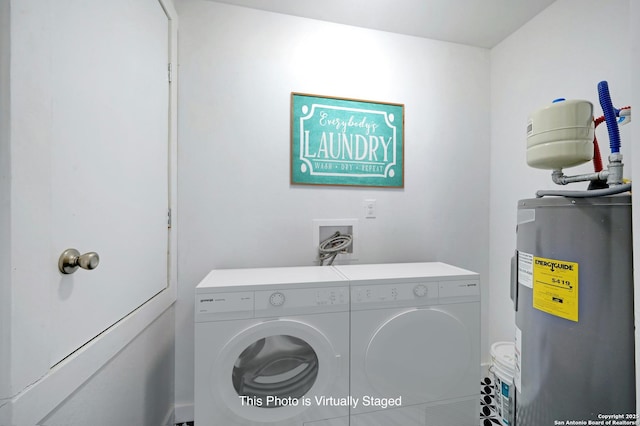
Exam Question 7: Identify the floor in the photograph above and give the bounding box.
[177,378,504,426]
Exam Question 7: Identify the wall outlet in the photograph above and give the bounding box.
[312,219,359,262]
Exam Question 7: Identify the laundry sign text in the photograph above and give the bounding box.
[291,93,404,187]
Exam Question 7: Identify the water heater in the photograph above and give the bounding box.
[512,82,634,425]
[512,195,635,425]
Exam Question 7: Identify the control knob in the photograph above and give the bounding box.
[269,292,286,306]
[413,284,428,297]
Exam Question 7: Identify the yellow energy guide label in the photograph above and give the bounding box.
[532,256,579,322]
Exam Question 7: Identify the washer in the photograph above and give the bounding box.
[335,262,480,426]
[195,266,350,426]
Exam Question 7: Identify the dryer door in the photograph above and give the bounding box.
[351,304,479,410]
[233,334,318,404]
[213,318,347,424]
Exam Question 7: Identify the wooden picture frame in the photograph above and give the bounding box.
[291,93,404,188]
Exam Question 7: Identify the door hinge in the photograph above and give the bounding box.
[167,208,172,229]
[168,63,172,83]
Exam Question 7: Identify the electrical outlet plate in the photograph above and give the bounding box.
[364,198,377,218]
[312,219,359,262]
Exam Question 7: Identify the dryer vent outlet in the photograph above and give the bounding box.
[313,219,359,262]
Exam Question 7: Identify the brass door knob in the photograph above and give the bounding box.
[58,249,100,274]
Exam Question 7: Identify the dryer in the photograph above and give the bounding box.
[335,262,480,426]
[195,266,350,426]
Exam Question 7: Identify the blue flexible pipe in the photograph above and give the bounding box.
[597,81,621,153]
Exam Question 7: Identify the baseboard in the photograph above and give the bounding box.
[174,403,194,424]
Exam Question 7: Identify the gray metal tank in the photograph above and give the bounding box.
[511,194,635,425]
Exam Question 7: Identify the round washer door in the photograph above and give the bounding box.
[364,308,472,404]
[213,319,341,424]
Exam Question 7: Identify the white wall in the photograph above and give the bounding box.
[489,0,631,344]
[630,0,640,411]
[40,307,176,426]
[0,0,11,423]
[175,0,491,417]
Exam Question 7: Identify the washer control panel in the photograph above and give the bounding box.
[254,286,349,316]
[439,280,480,299]
[350,279,480,308]
[314,288,348,305]
[265,289,347,307]
[196,286,349,319]
[196,291,253,315]
[352,282,439,305]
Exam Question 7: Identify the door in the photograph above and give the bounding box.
[232,334,319,406]
[350,305,479,413]
[211,319,348,425]
[50,0,170,365]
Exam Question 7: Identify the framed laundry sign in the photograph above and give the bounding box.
[291,93,404,187]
